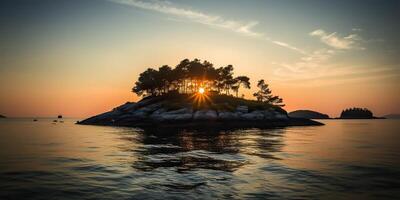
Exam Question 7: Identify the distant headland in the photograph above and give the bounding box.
[78,59,322,128]
[288,110,330,119]
[383,114,400,119]
[0,114,5,118]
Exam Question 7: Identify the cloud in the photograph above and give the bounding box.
[274,49,336,78]
[110,0,263,37]
[109,0,306,54]
[352,28,363,32]
[310,29,365,50]
[272,41,307,55]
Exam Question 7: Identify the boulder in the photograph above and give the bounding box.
[263,110,275,120]
[236,105,248,113]
[218,111,240,120]
[164,108,192,115]
[274,112,288,120]
[150,108,193,122]
[130,110,148,119]
[240,111,265,121]
[193,110,218,120]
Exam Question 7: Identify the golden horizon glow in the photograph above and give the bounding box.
[0,1,399,118]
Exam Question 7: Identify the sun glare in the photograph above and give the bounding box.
[198,87,205,94]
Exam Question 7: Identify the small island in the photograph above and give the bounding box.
[340,107,380,119]
[0,114,5,118]
[288,110,330,119]
[78,59,323,128]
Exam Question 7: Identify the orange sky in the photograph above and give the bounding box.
[0,0,399,118]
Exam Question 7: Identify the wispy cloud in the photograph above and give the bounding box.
[272,41,307,55]
[110,0,263,37]
[310,29,365,50]
[274,49,336,78]
[352,28,363,32]
[109,0,306,54]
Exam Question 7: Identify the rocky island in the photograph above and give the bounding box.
[78,59,323,128]
[340,107,381,119]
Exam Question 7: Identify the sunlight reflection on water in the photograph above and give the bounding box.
[0,118,399,199]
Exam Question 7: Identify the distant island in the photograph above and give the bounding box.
[340,107,380,119]
[78,59,322,128]
[288,110,330,119]
[0,114,5,118]
[383,114,400,119]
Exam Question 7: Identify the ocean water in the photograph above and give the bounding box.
[0,118,399,199]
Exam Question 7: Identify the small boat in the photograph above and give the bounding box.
[33,119,38,121]
[58,115,63,119]
[53,120,58,122]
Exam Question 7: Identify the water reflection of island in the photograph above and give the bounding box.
[120,127,286,172]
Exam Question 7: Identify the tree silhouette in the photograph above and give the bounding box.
[340,107,373,119]
[132,59,256,99]
[253,79,284,107]
[233,76,250,97]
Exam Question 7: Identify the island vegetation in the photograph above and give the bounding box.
[78,58,322,128]
[132,58,283,106]
[340,107,375,119]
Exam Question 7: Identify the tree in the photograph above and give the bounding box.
[158,65,173,93]
[132,68,159,96]
[132,59,254,99]
[217,65,234,94]
[233,76,250,97]
[253,79,284,107]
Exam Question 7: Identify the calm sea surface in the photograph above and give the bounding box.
[0,118,399,199]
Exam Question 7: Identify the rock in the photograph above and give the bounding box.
[151,108,167,115]
[134,103,162,113]
[263,110,275,119]
[150,108,193,122]
[164,108,192,115]
[274,112,289,120]
[130,110,148,119]
[77,96,322,128]
[218,111,240,120]
[240,111,265,120]
[236,105,248,113]
[115,102,137,112]
[193,110,218,120]
[162,113,193,121]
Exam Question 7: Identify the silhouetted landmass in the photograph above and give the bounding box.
[340,108,376,119]
[78,58,323,128]
[383,114,400,119]
[0,114,5,118]
[288,110,330,119]
[78,93,323,128]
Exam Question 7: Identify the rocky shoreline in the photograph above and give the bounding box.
[77,98,323,128]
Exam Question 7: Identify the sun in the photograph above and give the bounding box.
[198,87,205,94]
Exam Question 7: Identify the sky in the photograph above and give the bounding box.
[0,0,399,118]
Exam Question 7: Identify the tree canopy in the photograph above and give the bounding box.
[340,108,373,119]
[132,58,283,107]
[132,58,251,97]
